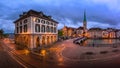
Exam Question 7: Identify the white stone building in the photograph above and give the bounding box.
[14,10,58,49]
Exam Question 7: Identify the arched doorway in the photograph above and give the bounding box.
[51,36,53,43]
[42,36,45,45]
[47,36,49,44]
[36,37,40,48]
[54,36,56,42]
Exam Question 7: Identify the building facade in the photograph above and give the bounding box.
[62,26,76,37]
[61,11,87,37]
[88,28,116,38]
[88,28,103,38]
[14,10,58,49]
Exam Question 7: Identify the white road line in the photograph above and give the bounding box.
[2,40,28,68]
[8,51,28,68]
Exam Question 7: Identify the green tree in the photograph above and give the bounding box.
[58,30,63,37]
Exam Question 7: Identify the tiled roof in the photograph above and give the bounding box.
[89,27,103,31]
[14,10,58,24]
[77,26,84,30]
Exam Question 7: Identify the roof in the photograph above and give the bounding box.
[89,27,103,31]
[63,26,76,30]
[14,10,59,24]
[77,26,84,30]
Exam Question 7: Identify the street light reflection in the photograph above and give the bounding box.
[40,49,46,56]
[24,49,30,55]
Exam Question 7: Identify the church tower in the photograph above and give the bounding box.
[83,10,87,33]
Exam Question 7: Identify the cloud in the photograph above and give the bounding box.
[0,0,120,33]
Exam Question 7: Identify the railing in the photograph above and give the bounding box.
[83,43,120,47]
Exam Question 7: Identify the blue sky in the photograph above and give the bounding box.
[0,0,120,33]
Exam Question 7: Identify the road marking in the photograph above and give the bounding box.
[2,40,28,68]
[8,51,28,68]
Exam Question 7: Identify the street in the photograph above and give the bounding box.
[0,41,23,68]
[2,38,120,68]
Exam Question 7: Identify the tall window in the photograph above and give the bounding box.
[35,24,40,32]
[20,21,22,25]
[54,23,56,26]
[54,27,56,33]
[41,25,45,32]
[46,26,49,32]
[17,27,19,33]
[24,25,27,32]
[51,27,53,33]
[20,26,22,33]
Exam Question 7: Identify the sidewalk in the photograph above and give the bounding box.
[60,39,120,62]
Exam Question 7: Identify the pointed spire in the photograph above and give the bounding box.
[83,10,87,22]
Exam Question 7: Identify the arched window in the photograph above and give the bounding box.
[24,19,27,24]
[41,20,45,24]
[35,19,40,23]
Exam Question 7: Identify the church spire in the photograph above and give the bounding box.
[83,10,87,22]
[83,10,87,35]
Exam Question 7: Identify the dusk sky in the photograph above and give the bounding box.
[0,0,120,33]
